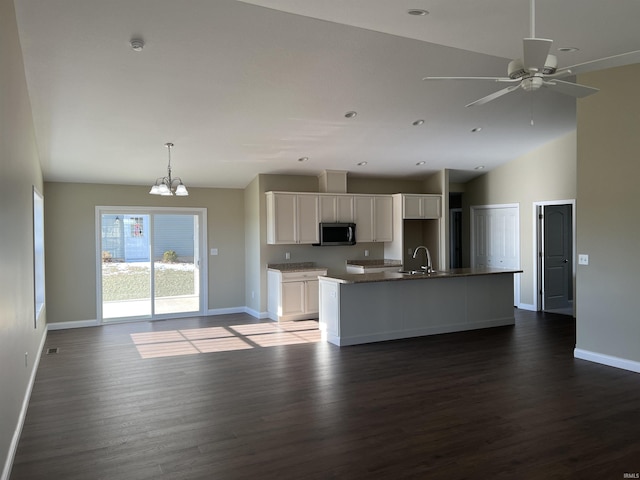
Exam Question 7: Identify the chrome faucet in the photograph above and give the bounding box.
[412,245,433,273]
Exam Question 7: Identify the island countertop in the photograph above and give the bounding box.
[321,267,522,284]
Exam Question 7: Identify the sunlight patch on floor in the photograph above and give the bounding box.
[130,321,320,359]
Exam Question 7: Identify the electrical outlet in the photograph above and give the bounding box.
[285,252,290,260]
[210,248,218,256]
[408,248,413,256]
[364,250,369,257]
[251,291,255,299]
[578,254,589,265]
[25,352,28,368]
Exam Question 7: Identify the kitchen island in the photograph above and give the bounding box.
[318,267,521,346]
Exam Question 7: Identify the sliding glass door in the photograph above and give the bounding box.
[98,207,206,321]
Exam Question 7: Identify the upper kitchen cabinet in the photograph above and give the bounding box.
[402,194,442,219]
[354,195,393,243]
[266,192,319,244]
[319,195,354,223]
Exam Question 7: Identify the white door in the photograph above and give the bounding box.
[471,205,520,304]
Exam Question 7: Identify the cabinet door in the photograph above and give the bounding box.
[422,196,441,219]
[281,281,305,316]
[374,196,393,242]
[336,196,354,223]
[296,195,319,244]
[354,196,374,242]
[305,280,320,314]
[403,195,423,219]
[270,193,297,244]
[319,195,337,223]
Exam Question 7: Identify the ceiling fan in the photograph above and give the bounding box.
[423,0,640,107]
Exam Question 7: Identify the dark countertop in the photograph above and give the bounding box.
[320,267,523,284]
[346,259,402,267]
[267,262,328,272]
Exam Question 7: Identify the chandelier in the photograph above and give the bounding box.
[149,142,189,196]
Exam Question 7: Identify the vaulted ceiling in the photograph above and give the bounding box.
[14,0,640,188]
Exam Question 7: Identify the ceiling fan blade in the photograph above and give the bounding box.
[556,50,640,76]
[542,79,599,98]
[465,84,520,108]
[523,38,553,72]
[423,76,517,83]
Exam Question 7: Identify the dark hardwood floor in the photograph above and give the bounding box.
[10,310,640,479]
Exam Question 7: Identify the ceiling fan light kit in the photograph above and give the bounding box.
[422,0,640,109]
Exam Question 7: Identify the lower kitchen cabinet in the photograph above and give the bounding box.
[267,268,327,321]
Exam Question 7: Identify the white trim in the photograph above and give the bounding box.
[517,303,536,312]
[45,307,269,329]
[244,307,270,319]
[48,319,99,330]
[327,317,515,347]
[574,348,640,374]
[531,199,576,312]
[2,329,47,480]
[206,307,246,316]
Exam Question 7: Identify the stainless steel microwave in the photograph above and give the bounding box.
[318,223,356,246]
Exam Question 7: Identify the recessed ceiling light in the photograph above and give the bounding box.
[558,47,579,53]
[345,111,358,119]
[412,119,425,126]
[298,157,308,162]
[416,161,426,166]
[357,161,368,166]
[407,9,429,16]
[474,165,485,170]
[471,127,482,133]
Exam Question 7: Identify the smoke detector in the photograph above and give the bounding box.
[130,38,145,52]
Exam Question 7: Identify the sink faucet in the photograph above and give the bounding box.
[412,245,433,273]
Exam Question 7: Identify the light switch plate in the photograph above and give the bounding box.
[210,248,218,256]
[578,254,589,265]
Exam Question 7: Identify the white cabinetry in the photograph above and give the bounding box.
[267,268,327,321]
[403,194,441,219]
[266,192,319,244]
[353,195,393,243]
[319,195,354,223]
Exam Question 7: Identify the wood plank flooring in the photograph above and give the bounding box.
[10,310,640,479]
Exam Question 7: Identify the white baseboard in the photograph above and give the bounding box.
[47,307,271,331]
[517,303,536,312]
[47,319,99,330]
[206,307,246,316]
[2,329,47,480]
[244,307,270,319]
[574,348,640,374]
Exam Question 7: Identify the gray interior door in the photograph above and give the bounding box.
[543,205,572,310]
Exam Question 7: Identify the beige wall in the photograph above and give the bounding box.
[43,183,245,324]
[463,131,577,307]
[0,0,47,474]
[576,64,640,365]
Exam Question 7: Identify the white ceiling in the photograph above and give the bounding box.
[14,0,640,188]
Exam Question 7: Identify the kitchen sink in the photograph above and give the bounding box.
[397,269,452,276]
